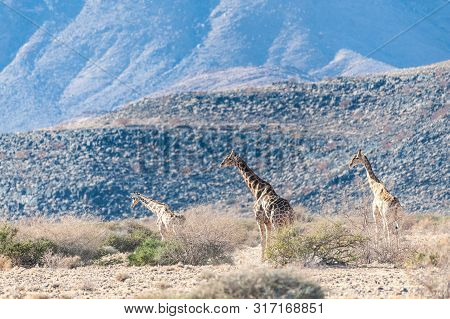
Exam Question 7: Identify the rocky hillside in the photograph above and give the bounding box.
[1,0,449,132]
[0,62,448,219]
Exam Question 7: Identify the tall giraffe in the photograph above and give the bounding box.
[130,192,185,240]
[349,149,402,246]
[220,150,294,259]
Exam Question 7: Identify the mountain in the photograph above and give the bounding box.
[1,62,448,219]
[0,0,449,133]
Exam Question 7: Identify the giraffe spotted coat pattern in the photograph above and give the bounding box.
[220,150,294,259]
[349,149,402,246]
[130,192,185,240]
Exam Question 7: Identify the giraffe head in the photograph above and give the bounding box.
[220,149,240,168]
[130,192,140,208]
[349,149,365,168]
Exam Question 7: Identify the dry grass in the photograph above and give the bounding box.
[267,219,368,266]
[41,252,82,269]
[15,215,112,262]
[25,293,50,299]
[0,255,13,271]
[127,205,250,266]
[79,281,95,292]
[266,200,449,270]
[115,272,130,282]
[188,268,324,299]
[137,268,324,299]
[178,204,248,243]
[0,204,446,272]
[142,205,252,266]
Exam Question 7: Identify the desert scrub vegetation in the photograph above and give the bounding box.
[0,223,56,267]
[267,220,368,266]
[0,205,250,268]
[129,205,249,266]
[14,215,112,262]
[128,237,165,266]
[138,269,324,299]
[188,269,324,299]
[105,222,156,253]
[4,216,158,266]
[0,255,13,271]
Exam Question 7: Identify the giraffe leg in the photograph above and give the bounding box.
[394,222,400,248]
[265,221,272,256]
[257,221,266,260]
[158,223,167,241]
[372,202,380,246]
[394,215,400,249]
[392,206,401,249]
[381,210,390,247]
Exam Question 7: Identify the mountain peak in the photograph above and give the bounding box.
[0,0,449,132]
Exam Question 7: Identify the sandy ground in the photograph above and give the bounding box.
[0,247,441,299]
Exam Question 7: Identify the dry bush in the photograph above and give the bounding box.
[128,205,250,266]
[188,268,324,299]
[25,293,50,299]
[267,220,368,266]
[80,281,94,292]
[160,205,249,265]
[0,223,56,267]
[137,290,184,299]
[15,215,112,262]
[336,201,449,267]
[292,204,311,222]
[415,268,449,299]
[104,221,156,252]
[94,253,128,266]
[41,251,82,269]
[402,213,449,234]
[115,272,130,282]
[138,269,324,299]
[0,255,13,271]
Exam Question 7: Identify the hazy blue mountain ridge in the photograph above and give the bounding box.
[0,0,449,132]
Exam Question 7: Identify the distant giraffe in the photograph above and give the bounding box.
[220,150,294,259]
[130,192,185,240]
[349,149,402,246]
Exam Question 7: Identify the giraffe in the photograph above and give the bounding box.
[220,150,294,259]
[349,149,402,246]
[130,192,185,240]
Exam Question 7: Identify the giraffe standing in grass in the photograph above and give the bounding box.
[349,149,402,246]
[130,192,185,240]
[220,150,294,259]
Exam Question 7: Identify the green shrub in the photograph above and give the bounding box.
[188,269,324,299]
[4,240,56,267]
[128,237,164,266]
[267,221,368,266]
[153,240,185,265]
[161,236,233,266]
[106,226,157,253]
[0,223,56,267]
[128,235,232,267]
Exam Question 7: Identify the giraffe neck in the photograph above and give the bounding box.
[137,195,167,216]
[234,157,275,200]
[361,155,381,186]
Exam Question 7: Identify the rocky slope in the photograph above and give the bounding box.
[0,62,448,219]
[1,0,449,132]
